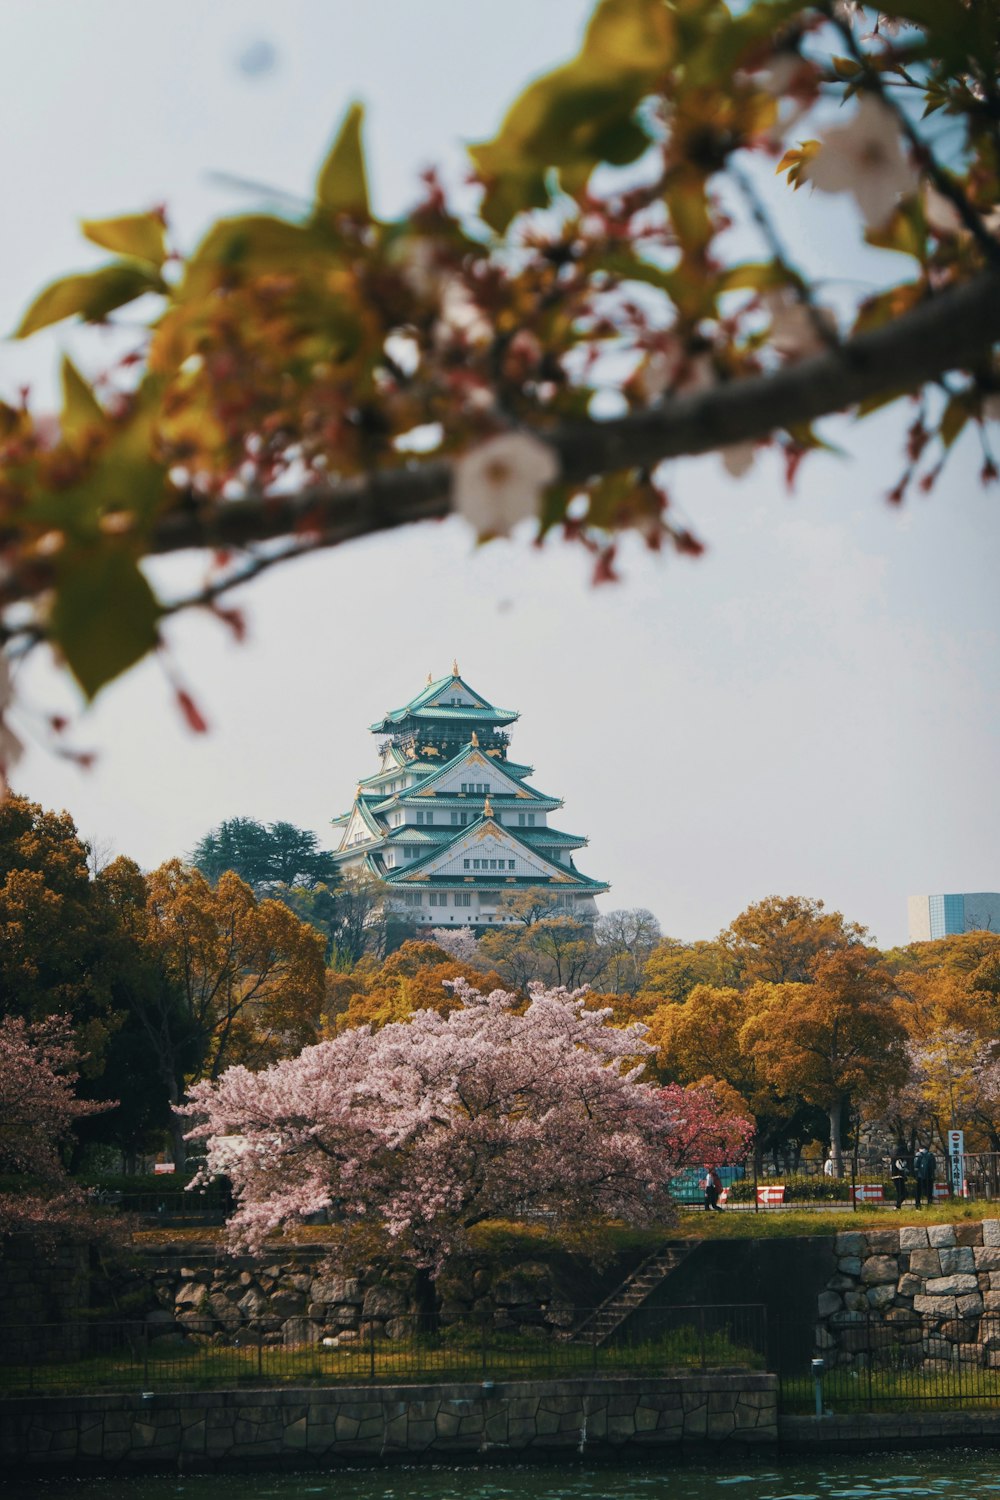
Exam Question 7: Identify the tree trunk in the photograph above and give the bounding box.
[167,1078,187,1171]
[829,1102,844,1175]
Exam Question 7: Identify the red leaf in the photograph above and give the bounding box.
[592,545,619,585]
[175,688,209,735]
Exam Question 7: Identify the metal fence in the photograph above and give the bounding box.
[0,1304,768,1396]
[777,1311,1000,1413]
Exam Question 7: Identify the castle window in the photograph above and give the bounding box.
[455,893,471,907]
[402,892,423,907]
[429,892,447,907]
[463,859,470,869]
[508,860,515,870]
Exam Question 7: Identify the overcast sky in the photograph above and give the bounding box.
[2,1,997,948]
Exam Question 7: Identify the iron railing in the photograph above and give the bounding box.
[778,1311,1000,1413]
[0,1304,767,1396]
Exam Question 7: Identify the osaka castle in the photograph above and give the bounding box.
[329,665,608,928]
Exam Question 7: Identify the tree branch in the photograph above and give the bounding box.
[26,268,1000,583]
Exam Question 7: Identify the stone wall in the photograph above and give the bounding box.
[0,1239,91,1363]
[0,1374,777,1469]
[136,1246,633,1350]
[816,1220,1000,1369]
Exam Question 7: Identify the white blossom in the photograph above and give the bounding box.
[804,95,918,230]
[721,443,755,478]
[452,431,559,538]
[763,287,837,361]
[436,277,492,347]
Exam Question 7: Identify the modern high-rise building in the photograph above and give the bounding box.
[330,665,608,927]
[907,892,1000,942]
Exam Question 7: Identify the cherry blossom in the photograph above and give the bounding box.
[763,288,836,362]
[451,431,559,538]
[182,979,751,1269]
[804,94,918,230]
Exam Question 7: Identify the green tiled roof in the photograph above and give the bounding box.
[370,674,518,732]
[377,811,606,890]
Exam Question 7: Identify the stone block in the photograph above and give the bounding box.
[908,1249,942,1277]
[955,1224,984,1248]
[900,1226,929,1251]
[837,1256,862,1276]
[828,1275,855,1291]
[835,1231,866,1257]
[897,1274,922,1297]
[862,1256,898,1285]
[866,1231,900,1255]
[957,1293,984,1317]
[984,1291,1000,1310]
[982,1221,1000,1247]
[974,1247,1000,1272]
[939,1247,975,1275]
[925,1274,979,1295]
[867,1285,895,1310]
[634,1405,660,1433]
[928,1224,957,1248]
[914,1295,958,1318]
[817,1291,842,1317]
[845,1291,870,1312]
[361,1286,408,1319]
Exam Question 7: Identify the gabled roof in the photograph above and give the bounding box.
[519,826,588,849]
[333,796,387,853]
[370,671,518,731]
[380,811,606,891]
[377,741,551,804]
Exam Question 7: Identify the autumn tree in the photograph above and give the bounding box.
[129,861,326,1165]
[721,895,867,986]
[0,796,125,1067]
[637,938,737,1010]
[741,948,908,1171]
[333,940,507,1033]
[645,982,802,1170]
[182,979,750,1274]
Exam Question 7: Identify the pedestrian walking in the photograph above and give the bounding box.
[890,1151,908,1210]
[703,1167,723,1211]
[914,1144,937,1208]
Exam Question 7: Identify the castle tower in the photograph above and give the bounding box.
[329,666,608,928]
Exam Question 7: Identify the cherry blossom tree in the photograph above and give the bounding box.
[0,1014,110,1243]
[0,0,998,762]
[181,979,750,1271]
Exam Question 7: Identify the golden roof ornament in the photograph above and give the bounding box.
[427,671,433,685]
[452,658,459,677]
[471,730,479,747]
[483,795,494,818]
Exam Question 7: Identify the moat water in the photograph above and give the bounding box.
[5,1454,1000,1500]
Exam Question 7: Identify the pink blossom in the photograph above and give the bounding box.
[182,980,750,1268]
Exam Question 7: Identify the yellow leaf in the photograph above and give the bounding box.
[60,356,104,444]
[14,263,165,338]
[314,103,370,220]
[81,212,167,267]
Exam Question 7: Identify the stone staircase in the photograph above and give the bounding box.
[565,1243,693,1347]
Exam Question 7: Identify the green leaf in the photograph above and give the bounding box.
[81,212,167,267]
[51,548,161,699]
[718,261,791,294]
[60,356,104,444]
[470,0,674,230]
[14,263,165,338]
[315,103,370,220]
[939,396,969,450]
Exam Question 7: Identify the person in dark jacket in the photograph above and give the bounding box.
[703,1167,723,1211]
[890,1151,908,1210]
[914,1145,937,1208]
